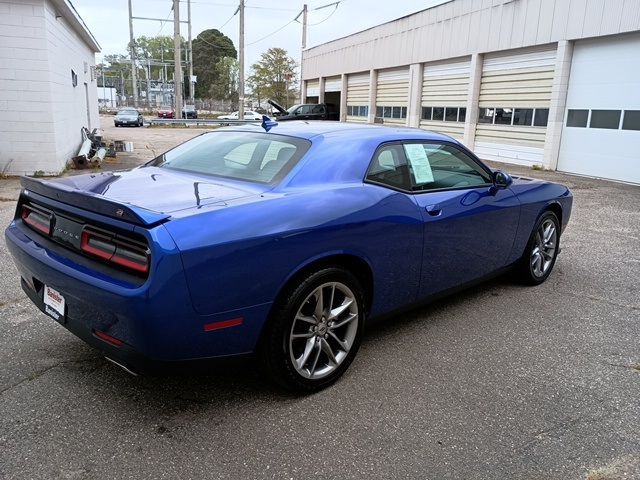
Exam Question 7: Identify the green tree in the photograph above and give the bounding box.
[133,35,177,79]
[209,57,239,104]
[192,29,237,98]
[247,48,297,108]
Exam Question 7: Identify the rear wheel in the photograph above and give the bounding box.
[515,211,560,285]
[260,268,365,392]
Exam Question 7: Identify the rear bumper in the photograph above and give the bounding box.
[5,222,272,372]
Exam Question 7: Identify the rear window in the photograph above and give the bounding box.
[148,131,311,184]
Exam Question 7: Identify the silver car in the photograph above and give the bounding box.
[114,109,144,127]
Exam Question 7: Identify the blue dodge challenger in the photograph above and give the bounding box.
[5,121,572,391]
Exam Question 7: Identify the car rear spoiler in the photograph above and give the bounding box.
[20,176,170,227]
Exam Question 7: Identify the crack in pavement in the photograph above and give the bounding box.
[0,357,101,396]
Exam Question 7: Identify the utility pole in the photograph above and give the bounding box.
[300,4,307,103]
[128,0,138,106]
[238,0,245,120]
[187,0,194,104]
[173,0,183,117]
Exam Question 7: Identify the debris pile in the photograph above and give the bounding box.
[70,127,116,169]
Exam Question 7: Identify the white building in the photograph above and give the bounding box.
[0,0,100,176]
[97,86,117,109]
[301,0,640,184]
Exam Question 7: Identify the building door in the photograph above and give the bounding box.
[557,33,640,184]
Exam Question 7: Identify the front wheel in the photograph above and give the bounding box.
[515,211,560,285]
[260,268,365,393]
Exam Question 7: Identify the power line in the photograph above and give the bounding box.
[307,3,339,26]
[246,18,297,46]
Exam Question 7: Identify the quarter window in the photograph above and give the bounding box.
[366,145,411,190]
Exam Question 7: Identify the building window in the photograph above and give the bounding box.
[534,108,549,127]
[71,69,78,87]
[432,107,445,121]
[376,106,406,119]
[494,108,513,125]
[478,108,494,123]
[622,110,640,131]
[590,110,621,129]
[513,108,534,126]
[480,107,549,127]
[567,109,589,127]
[421,106,466,123]
[347,105,368,117]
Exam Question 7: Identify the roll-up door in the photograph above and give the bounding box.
[420,58,470,140]
[306,79,320,99]
[376,67,409,125]
[475,46,556,165]
[324,76,341,92]
[557,34,640,184]
[346,72,369,123]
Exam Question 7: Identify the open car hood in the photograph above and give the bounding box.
[267,99,287,114]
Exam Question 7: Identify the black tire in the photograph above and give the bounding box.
[259,267,365,393]
[515,210,560,285]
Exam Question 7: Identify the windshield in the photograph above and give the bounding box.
[147,131,311,184]
[286,104,302,114]
[118,109,136,115]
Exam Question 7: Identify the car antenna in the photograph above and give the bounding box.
[261,115,278,132]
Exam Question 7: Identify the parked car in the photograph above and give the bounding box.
[182,105,197,119]
[158,106,174,119]
[217,110,263,121]
[114,108,143,127]
[269,99,339,121]
[5,122,572,392]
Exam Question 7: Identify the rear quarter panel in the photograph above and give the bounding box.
[163,184,424,320]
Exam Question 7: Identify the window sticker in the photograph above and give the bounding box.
[404,144,434,184]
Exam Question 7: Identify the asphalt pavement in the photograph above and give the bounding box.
[0,127,638,479]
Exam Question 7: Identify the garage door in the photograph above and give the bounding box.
[475,46,556,165]
[420,58,470,140]
[557,33,640,184]
[376,67,409,126]
[324,76,341,92]
[306,79,320,98]
[346,72,369,123]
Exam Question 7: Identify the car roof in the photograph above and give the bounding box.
[216,120,456,143]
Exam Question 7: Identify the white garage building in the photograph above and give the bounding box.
[301,0,640,184]
[0,0,101,176]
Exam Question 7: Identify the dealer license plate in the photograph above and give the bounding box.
[43,285,65,322]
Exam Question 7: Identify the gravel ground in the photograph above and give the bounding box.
[0,122,638,480]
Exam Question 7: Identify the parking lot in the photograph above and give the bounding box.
[0,123,639,480]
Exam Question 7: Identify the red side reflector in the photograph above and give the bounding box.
[94,330,124,347]
[203,317,243,332]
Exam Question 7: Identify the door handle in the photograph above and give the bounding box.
[425,204,442,216]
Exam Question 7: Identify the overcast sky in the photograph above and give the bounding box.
[74,0,447,70]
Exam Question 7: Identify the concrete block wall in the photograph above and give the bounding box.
[0,0,99,176]
[0,0,55,176]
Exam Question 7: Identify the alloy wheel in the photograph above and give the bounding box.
[289,282,359,380]
[530,218,557,277]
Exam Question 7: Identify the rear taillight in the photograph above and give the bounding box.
[81,227,150,274]
[21,204,53,236]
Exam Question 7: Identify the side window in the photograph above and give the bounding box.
[366,145,412,191]
[403,143,492,192]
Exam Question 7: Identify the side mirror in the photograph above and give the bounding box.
[293,110,299,115]
[491,170,513,192]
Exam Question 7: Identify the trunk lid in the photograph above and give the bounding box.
[21,167,263,226]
